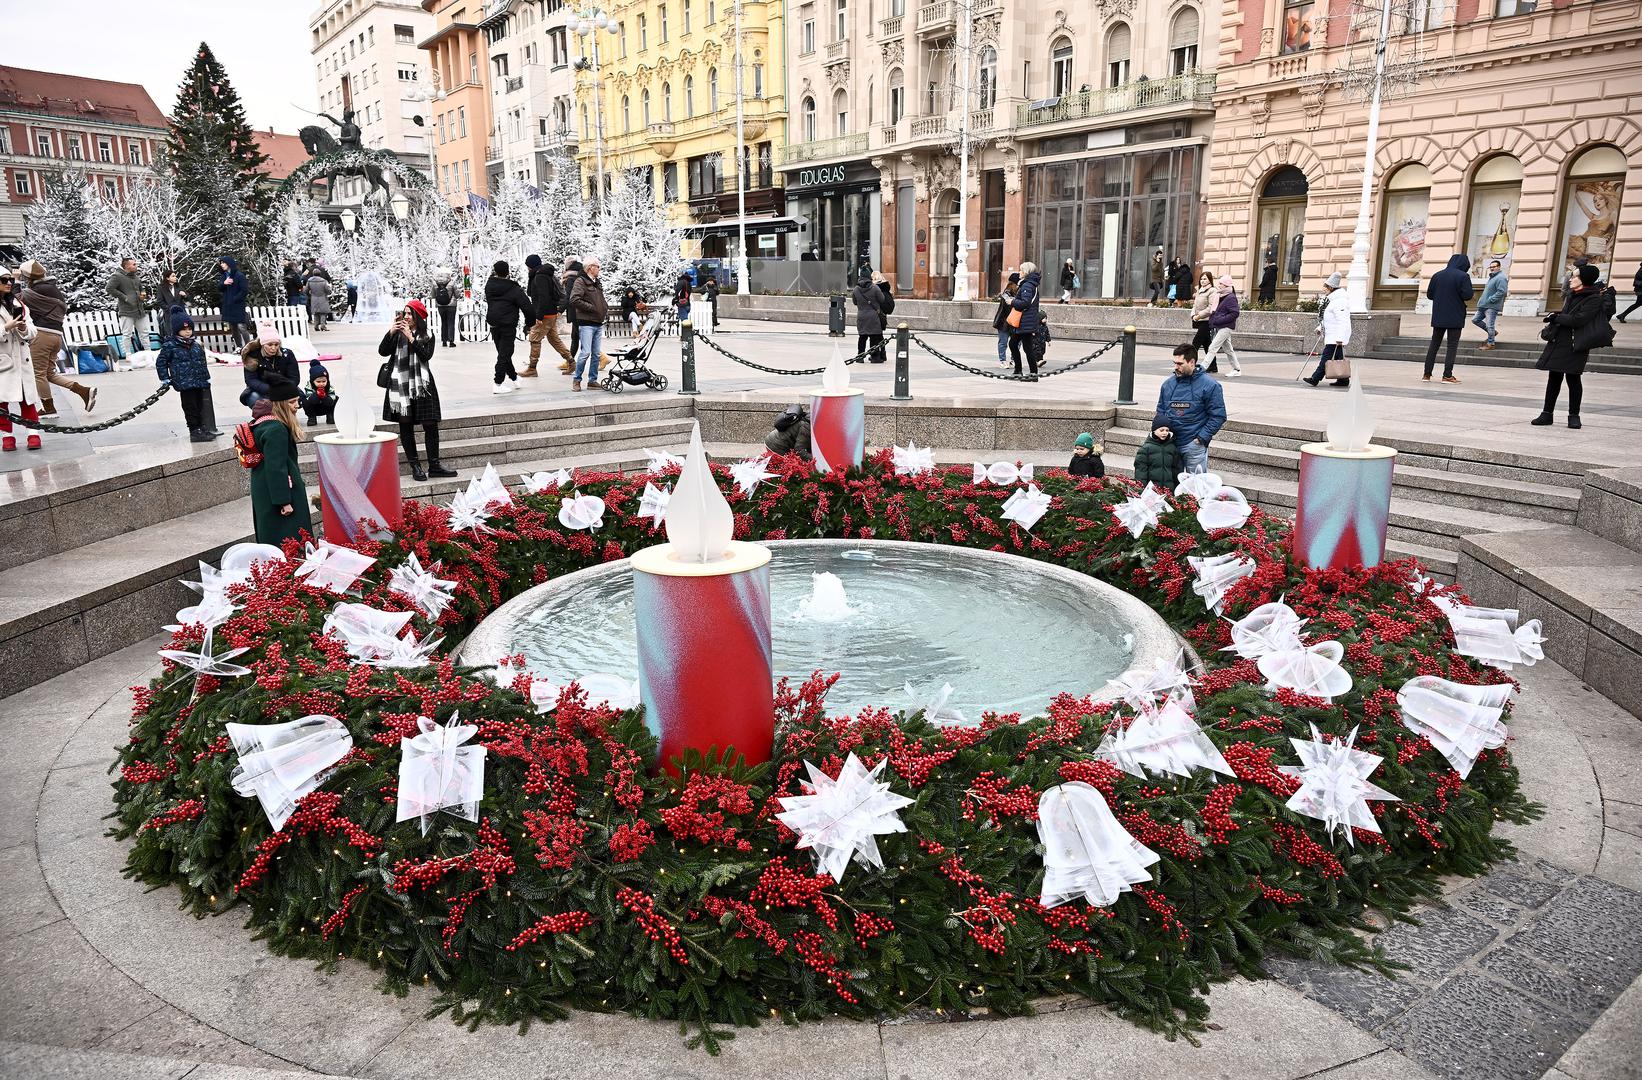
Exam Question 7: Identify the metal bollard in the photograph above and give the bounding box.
[678,319,699,396]
[892,323,912,401]
[1113,325,1137,406]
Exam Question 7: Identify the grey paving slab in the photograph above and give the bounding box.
[93,1005,303,1074]
[1378,972,1589,1080]
[879,979,1389,1080]
[0,842,64,940]
[1310,1049,1443,1080]
[0,1040,193,1080]
[0,920,165,1048]
[1551,973,1642,1080]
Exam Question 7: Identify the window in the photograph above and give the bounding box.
[659,3,668,41]
[833,88,849,135]
[978,47,997,108]
[67,134,83,160]
[687,152,723,196]
[664,162,678,201]
[663,81,673,121]
[1495,0,1535,14]
[708,68,718,111]
[582,104,590,140]
[1050,37,1073,96]
[469,51,479,83]
[462,160,471,192]
[619,22,627,56]
[639,13,647,48]
[103,178,118,199]
[1556,145,1625,284]
[835,0,846,41]
[1399,0,1451,32]
[891,0,904,13]
[1280,0,1313,54]
[458,106,467,136]
[683,0,691,33]
[493,54,510,79]
[550,28,568,66]
[643,88,652,125]
[685,75,695,117]
[0,130,10,154]
[36,132,52,157]
[801,7,815,53]
[1379,163,1431,285]
[398,64,419,81]
[801,95,817,141]
[395,23,415,43]
[888,68,905,124]
[753,63,764,98]
[1170,8,1200,73]
[623,94,631,133]
[15,170,32,196]
[97,137,113,163]
[1105,24,1131,86]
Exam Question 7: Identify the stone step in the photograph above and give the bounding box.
[1097,428,1581,524]
[1378,335,1642,363]
[1362,342,1642,375]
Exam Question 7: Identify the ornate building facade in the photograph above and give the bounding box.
[782,0,1219,299]
[1203,0,1642,311]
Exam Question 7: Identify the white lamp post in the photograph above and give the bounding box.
[1344,0,1395,314]
[390,192,410,221]
[572,7,616,208]
[733,0,750,295]
[951,0,973,303]
[340,208,357,233]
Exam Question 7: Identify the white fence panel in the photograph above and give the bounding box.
[62,304,311,354]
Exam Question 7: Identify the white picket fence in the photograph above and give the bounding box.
[63,304,311,354]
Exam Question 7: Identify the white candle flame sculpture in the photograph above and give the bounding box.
[821,343,850,393]
[1325,379,1376,453]
[334,359,378,440]
[665,421,735,564]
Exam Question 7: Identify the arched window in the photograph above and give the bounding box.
[709,67,719,111]
[867,77,875,125]
[1257,165,1310,295]
[801,95,816,141]
[621,94,631,133]
[1556,145,1626,286]
[888,68,905,125]
[642,88,652,126]
[1105,23,1131,87]
[978,46,997,108]
[662,80,673,121]
[1169,8,1200,74]
[1464,154,1523,281]
[833,87,849,135]
[1378,163,1431,292]
[685,74,695,117]
[1050,36,1073,97]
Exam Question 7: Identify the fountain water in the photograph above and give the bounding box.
[796,572,855,623]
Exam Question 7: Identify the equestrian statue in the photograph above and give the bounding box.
[296,109,399,204]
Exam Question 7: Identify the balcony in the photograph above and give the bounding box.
[778,131,868,165]
[644,122,679,159]
[968,108,996,135]
[909,114,949,138]
[880,14,903,36]
[720,100,776,142]
[535,128,579,154]
[915,0,954,37]
[486,138,503,163]
[825,40,848,65]
[1015,71,1217,130]
[974,0,1001,11]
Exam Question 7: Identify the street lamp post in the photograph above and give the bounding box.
[951,0,973,303]
[733,0,750,295]
[1344,0,1395,314]
[572,7,616,208]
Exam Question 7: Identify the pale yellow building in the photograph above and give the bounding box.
[573,0,792,263]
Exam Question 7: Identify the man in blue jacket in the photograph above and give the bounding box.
[1153,343,1227,475]
[1471,259,1508,350]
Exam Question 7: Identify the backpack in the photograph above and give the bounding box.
[434,283,452,307]
[233,422,264,469]
[773,403,808,433]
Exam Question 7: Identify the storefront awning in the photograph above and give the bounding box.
[681,215,804,239]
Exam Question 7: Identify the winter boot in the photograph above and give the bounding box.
[1568,414,1582,430]
[428,461,457,478]
[1529,413,1554,426]
[189,428,214,443]
[26,433,41,450]
[1,436,14,452]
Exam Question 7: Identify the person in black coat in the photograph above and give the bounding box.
[484,261,534,393]
[1423,253,1474,382]
[433,274,458,348]
[240,327,301,406]
[1257,259,1278,305]
[1058,259,1077,303]
[704,275,721,328]
[1619,262,1642,323]
[523,253,569,375]
[1171,260,1194,308]
[1532,263,1610,430]
[993,271,1020,365]
[1068,433,1104,478]
[381,300,453,480]
[852,270,888,363]
[1009,263,1045,378]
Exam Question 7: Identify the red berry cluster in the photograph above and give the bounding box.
[121,758,178,785]
[1056,758,1122,801]
[851,911,894,948]
[608,820,656,863]
[321,884,367,940]
[660,773,756,850]
[750,858,839,930]
[1119,808,1203,862]
[792,930,856,1003]
[522,809,587,870]
[1222,742,1302,798]
[1199,783,1243,845]
[141,798,205,832]
[701,895,788,955]
[505,910,596,952]
[1130,885,1188,941]
[239,791,383,891]
[962,771,1040,824]
[1270,823,1345,880]
[617,886,689,964]
[1252,876,1304,906]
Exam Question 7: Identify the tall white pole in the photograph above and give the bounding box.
[734,0,750,294]
[951,1,972,303]
[592,26,607,208]
[1345,0,1394,314]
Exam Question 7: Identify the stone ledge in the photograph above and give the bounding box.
[694,396,1120,451]
[1576,468,1642,557]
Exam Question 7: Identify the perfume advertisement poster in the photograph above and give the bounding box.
[1467,186,1520,280]
[1558,178,1623,281]
[1380,191,1429,284]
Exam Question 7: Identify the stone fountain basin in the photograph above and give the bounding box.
[458,539,1184,721]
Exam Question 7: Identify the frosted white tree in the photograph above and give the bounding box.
[22,171,105,307]
[275,198,340,274]
[594,170,682,302]
[94,171,201,280]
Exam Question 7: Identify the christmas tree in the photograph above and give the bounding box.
[595,170,682,302]
[22,171,106,307]
[167,43,270,208]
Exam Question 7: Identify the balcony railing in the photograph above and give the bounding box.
[915,0,954,34]
[504,76,524,94]
[974,0,1001,11]
[535,128,578,152]
[1015,71,1217,130]
[825,40,847,63]
[486,138,503,163]
[779,131,868,164]
[910,114,949,138]
[880,14,903,35]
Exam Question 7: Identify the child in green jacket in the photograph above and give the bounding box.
[1133,429,1184,487]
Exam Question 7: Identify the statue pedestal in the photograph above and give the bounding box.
[314,432,402,542]
[1294,443,1397,571]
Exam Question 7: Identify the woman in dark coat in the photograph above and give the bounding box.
[1532,263,1609,430]
[248,376,313,547]
[852,270,888,363]
[1058,259,1077,303]
[1009,263,1045,378]
[217,255,251,348]
[155,269,187,340]
[380,300,455,481]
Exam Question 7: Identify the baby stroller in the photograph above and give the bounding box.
[600,311,669,392]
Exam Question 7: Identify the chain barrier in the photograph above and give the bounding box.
[692,332,878,376]
[907,333,1121,382]
[1,383,173,434]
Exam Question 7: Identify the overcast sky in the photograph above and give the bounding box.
[0,0,320,134]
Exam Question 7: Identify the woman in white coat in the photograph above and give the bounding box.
[1304,272,1352,388]
[0,267,41,451]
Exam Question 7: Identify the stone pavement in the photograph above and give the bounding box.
[0,635,1638,1080]
[5,310,1629,494]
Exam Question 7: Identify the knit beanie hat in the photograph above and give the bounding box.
[171,310,194,335]
[525,254,542,270]
[263,374,301,402]
[1074,432,1095,450]
[308,358,330,381]
[17,259,46,281]
[1324,272,1343,289]
[1578,263,1602,287]
[493,260,509,277]
[258,324,281,346]
[405,299,428,320]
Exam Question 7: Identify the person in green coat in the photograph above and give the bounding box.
[249,375,313,547]
[1132,429,1184,487]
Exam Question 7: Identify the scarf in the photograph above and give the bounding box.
[251,399,274,420]
[388,332,431,415]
